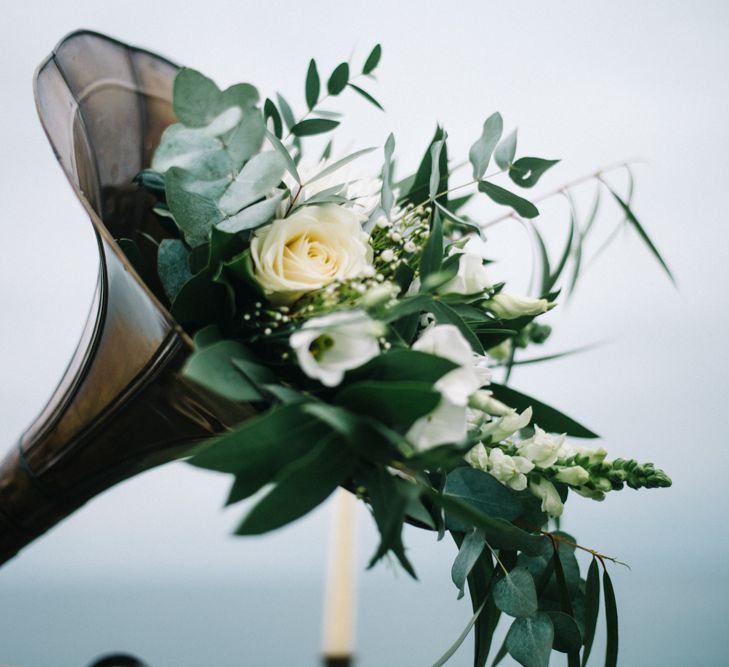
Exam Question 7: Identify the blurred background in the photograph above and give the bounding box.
[1,1,727,665]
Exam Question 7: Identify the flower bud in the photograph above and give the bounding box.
[554,465,590,486]
[469,389,515,417]
[485,293,554,320]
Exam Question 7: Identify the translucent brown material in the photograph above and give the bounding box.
[0,30,253,565]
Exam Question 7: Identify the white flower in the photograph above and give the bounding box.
[481,407,533,443]
[380,249,395,263]
[282,155,382,217]
[486,447,534,491]
[517,425,566,468]
[439,238,491,296]
[529,477,564,517]
[486,293,553,319]
[553,465,590,486]
[411,324,474,366]
[250,204,373,305]
[289,310,383,387]
[406,325,489,450]
[469,389,515,417]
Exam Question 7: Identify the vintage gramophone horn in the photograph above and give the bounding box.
[0,30,253,566]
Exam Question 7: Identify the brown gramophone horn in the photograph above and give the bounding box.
[0,30,253,565]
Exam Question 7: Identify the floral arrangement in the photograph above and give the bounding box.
[131,44,672,667]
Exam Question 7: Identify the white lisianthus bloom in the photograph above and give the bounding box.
[517,425,566,468]
[406,325,490,450]
[281,156,382,217]
[289,310,383,387]
[485,447,535,491]
[481,406,533,444]
[553,465,590,486]
[486,293,554,320]
[439,238,492,296]
[250,204,373,305]
[529,477,564,517]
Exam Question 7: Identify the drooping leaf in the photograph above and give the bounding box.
[548,611,582,654]
[363,44,382,74]
[380,133,396,218]
[236,434,354,534]
[327,62,350,95]
[469,113,503,179]
[478,181,539,219]
[275,93,296,130]
[431,598,486,667]
[216,191,285,233]
[494,129,518,170]
[451,529,487,599]
[489,383,599,438]
[494,567,539,618]
[419,208,444,280]
[305,59,320,110]
[509,157,560,189]
[265,130,300,183]
[505,613,554,667]
[307,147,377,184]
[263,98,283,138]
[610,190,675,285]
[405,126,449,206]
[430,138,446,199]
[434,200,482,235]
[348,83,385,111]
[291,118,340,136]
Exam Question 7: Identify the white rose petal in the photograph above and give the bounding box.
[289,310,382,387]
[251,204,373,305]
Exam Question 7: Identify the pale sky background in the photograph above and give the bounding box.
[0,2,728,666]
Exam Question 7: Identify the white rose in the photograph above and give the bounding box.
[250,204,373,305]
[486,293,554,319]
[439,238,492,296]
[289,310,383,387]
[529,477,564,517]
[517,425,566,468]
[485,447,535,491]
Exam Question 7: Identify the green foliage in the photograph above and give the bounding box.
[451,529,487,599]
[494,129,518,169]
[581,559,601,666]
[603,569,619,667]
[494,567,539,618]
[444,467,523,524]
[327,62,350,95]
[291,118,340,136]
[505,613,554,667]
[363,44,382,74]
[469,113,503,180]
[509,157,560,188]
[478,181,539,219]
[305,59,320,110]
[157,238,192,302]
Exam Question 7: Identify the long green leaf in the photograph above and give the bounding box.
[327,62,349,95]
[420,208,444,280]
[581,558,601,666]
[469,112,503,180]
[479,181,539,219]
[603,569,619,667]
[610,190,675,285]
[307,147,376,184]
[305,59,320,110]
[451,529,487,599]
[348,83,385,111]
[291,118,340,137]
[363,44,382,74]
[431,599,486,667]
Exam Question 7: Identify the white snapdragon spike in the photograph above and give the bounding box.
[517,425,566,468]
[486,293,554,319]
[469,389,515,417]
[529,477,564,517]
[439,237,492,296]
[486,448,535,491]
[554,465,590,486]
[289,310,384,387]
[406,324,491,450]
[481,406,533,444]
[280,155,382,217]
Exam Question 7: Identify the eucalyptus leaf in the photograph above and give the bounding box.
[264,98,283,138]
[216,191,285,233]
[363,44,382,74]
[478,181,539,219]
[265,130,300,183]
[429,138,446,199]
[451,529,487,599]
[509,157,560,189]
[444,467,523,524]
[381,133,396,218]
[469,112,503,179]
[327,62,350,95]
[548,611,582,654]
[305,59,320,110]
[348,83,385,111]
[152,123,232,178]
[307,147,376,184]
[291,118,340,136]
[603,569,619,667]
[173,68,223,127]
[165,167,223,247]
[431,598,486,667]
[218,152,287,215]
[581,559,601,666]
[276,93,296,130]
[157,238,192,302]
[505,613,554,667]
[419,208,443,281]
[493,567,539,618]
[494,129,518,170]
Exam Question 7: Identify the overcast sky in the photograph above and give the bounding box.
[0,2,727,665]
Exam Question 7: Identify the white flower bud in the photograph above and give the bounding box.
[553,465,590,486]
[517,425,566,468]
[481,407,533,443]
[486,293,554,320]
[529,477,564,517]
[469,389,515,417]
[380,249,395,263]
